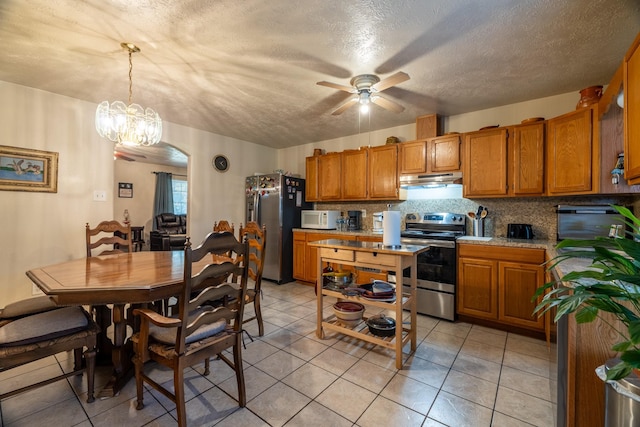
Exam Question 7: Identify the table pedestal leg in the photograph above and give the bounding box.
[96,304,134,398]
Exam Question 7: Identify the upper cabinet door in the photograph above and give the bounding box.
[511,123,545,196]
[341,149,368,200]
[305,156,319,202]
[463,128,509,197]
[429,135,461,173]
[625,32,640,185]
[318,152,342,200]
[398,140,427,175]
[368,144,399,199]
[546,107,598,195]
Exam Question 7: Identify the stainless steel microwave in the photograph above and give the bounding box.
[300,210,340,229]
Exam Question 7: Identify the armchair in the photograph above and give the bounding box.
[150,213,187,251]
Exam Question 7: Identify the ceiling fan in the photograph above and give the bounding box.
[114,151,146,162]
[317,71,410,115]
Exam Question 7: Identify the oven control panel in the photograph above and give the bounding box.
[405,212,465,225]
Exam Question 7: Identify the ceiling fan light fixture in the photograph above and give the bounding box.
[95,43,162,147]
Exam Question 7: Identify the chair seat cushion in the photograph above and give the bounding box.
[0,306,90,347]
[0,296,58,320]
[149,312,228,345]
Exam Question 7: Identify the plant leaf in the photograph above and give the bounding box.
[606,360,633,380]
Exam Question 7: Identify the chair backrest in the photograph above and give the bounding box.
[86,221,132,257]
[238,222,267,290]
[177,232,249,355]
[213,220,235,235]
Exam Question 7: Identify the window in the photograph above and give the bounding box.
[172,177,187,215]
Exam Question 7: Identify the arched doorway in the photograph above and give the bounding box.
[113,142,188,248]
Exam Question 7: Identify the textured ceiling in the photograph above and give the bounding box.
[1,0,639,159]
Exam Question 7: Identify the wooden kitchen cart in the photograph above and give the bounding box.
[308,239,428,369]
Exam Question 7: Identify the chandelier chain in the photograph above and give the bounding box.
[128,49,133,105]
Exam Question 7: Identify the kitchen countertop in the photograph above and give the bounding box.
[294,228,560,251]
[294,228,601,283]
[293,228,382,236]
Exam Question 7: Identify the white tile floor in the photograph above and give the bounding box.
[0,282,556,426]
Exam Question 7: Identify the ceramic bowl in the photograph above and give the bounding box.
[333,301,364,327]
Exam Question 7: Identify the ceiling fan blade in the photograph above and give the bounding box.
[317,81,357,93]
[331,97,358,115]
[114,152,136,162]
[371,95,405,113]
[371,72,410,92]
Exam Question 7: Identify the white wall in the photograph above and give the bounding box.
[0,82,114,303]
[0,81,277,305]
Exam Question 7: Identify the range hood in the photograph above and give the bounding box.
[399,172,463,188]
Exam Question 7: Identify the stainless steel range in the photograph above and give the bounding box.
[388,212,466,321]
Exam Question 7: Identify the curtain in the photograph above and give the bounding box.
[153,172,174,230]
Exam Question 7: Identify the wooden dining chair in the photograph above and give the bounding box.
[86,220,133,256]
[237,222,267,336]
[131,231,249,426]
[213,220,235,235]
[0,296,99,403]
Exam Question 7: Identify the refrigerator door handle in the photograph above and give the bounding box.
[253,192,260,223]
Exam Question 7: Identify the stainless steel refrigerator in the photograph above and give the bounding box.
[245,174,311,284]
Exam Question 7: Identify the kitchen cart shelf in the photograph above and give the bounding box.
[320,315,412,350]
[309,239,428,369]
[321,288,411,310]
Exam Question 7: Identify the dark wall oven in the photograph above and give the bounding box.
[388,212,465,321]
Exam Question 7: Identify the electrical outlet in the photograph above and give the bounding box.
[93,190,106,201]
[361,209,366,218]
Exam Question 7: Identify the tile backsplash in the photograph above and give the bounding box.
[317,195,638,241]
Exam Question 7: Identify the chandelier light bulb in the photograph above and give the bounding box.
[95,43,162,146]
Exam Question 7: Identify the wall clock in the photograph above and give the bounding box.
[212,154,229,173]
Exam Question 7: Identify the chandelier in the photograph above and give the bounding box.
[95,43,162,147]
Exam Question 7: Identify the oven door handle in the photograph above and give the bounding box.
[400,238,455,248]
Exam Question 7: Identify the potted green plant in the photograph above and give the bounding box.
[534,205,640,380]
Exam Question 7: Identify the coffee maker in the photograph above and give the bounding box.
[372,212,384,233]
[347,210,362,231]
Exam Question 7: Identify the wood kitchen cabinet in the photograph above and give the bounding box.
[341,149,368,199]
[305,146,404,201]
[511,122,545,196]
[463,128,509,197]
[457,244,545,333]
[399,135,461,176]
[624,32,640,185]
[368,144,400,199]
[463,124,545,198]
[457,256,498,320]
[293,232,307,281]
[546,106,599,195]
[318,152,342,200]
[305,156,319,202]
[399,139,427,175]
[429,134,462,173]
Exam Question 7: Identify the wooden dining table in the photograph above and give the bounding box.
[25,250,214,397]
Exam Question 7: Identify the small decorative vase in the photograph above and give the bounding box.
[576,85,603,109]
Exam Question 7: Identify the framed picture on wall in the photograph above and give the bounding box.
[118,182,133,198]
[0,145,58,193]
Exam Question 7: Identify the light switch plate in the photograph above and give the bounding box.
[93,190,106,201]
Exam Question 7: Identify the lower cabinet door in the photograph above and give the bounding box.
[498,261,545,331]
[457,257,498,320]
